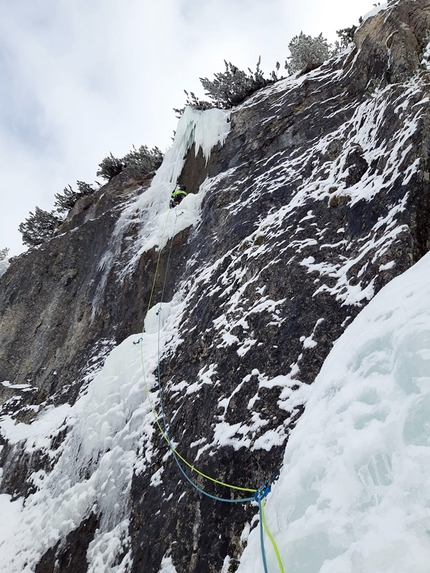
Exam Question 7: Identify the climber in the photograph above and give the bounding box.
[170,185,188,208]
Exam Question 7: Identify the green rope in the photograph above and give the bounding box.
[262,498,285,573]
[140,342,256,493]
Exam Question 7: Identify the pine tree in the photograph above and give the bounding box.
[199,58,279,109]
[54,185,81,213]
[96,147,163,181]
[285,32,330,75]
[54,181,95,214]
[96,153,125,181]
[0,247,9,277]
[174,91,214,118]
[18,207,60,247]
[336,26,357,49]
[176,58,282,114]
[121,145,164,177]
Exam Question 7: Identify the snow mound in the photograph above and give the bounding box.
[238,252,430,573]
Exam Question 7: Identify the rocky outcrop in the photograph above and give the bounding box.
[0,172,160,411]
[1,1,430,571]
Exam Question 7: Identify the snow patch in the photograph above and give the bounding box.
[90,107,230,316]
[159,555,178,573]
[120,107,230,259]
[0,404,71,454]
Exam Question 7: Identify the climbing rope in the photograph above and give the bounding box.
[139,211,255,496]
[253,485,285,573]
[137,204,285,571]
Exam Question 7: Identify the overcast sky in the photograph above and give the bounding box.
[0,0,376,256]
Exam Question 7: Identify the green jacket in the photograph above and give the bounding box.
[172,189,187,199]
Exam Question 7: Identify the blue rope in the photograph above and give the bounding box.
[171,446,255,503]
[255,485,271,573]
[154,213,255,504]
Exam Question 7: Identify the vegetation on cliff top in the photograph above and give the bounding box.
[18,25,358,249]
[18,145,163,247]
[175,27,356,113]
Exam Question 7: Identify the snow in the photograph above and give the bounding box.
[223,76,423,309]
[362,3,388,22]
[144,301,177,334]
[1,381,33,391]
[0,404,71,454]
[237,251,430,573]
[1,38,429,572]
[159,555,178,573]
[0,289,186,571]
[116,107,230,273]
[0,256,9,278]
[421,32,430,71]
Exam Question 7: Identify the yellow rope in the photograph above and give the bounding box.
[261,498,285,573]
[144,214,169,318]
[140,342,256,493]
[139,211,256,493]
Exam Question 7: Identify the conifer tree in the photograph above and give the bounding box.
[285,32,330,74]
[336,26,357,48]
[121,145,164,177]
[176,58,282,114]
[0,247,9,277]
[96,147,163,181]
[199,58,279,109]
[18,207,60,247]
[96,153,125,181]
[54,181,95,214]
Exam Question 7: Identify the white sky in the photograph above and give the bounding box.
[0,0,375,255]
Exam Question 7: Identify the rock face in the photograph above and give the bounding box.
[1,1,430,571]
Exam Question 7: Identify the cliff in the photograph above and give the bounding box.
[1,1,430,571]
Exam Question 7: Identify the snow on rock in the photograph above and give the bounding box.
[362,3,388,22]
[0,404,71,454]
[88,106,230,316]
[0,107,230,572]
[159,555,179,573]
[144,301,178,334]
[2,2,430,569]
[238,251,430,573]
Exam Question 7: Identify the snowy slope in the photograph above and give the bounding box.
[238,251,430,573]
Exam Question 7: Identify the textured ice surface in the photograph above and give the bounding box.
[238,251,430,573]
